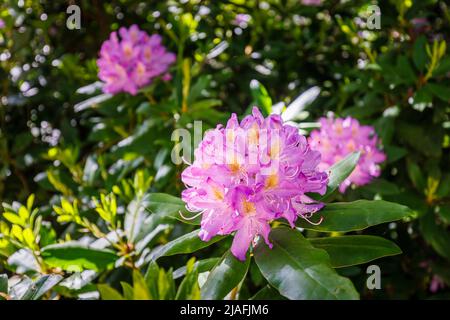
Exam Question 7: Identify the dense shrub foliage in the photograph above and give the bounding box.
[0,0,449,300]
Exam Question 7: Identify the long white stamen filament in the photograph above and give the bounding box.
[301,214,323,225]
[179,209,204,221]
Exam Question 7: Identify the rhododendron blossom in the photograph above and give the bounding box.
[309,116,386,193]
[181,107,328,261]
[97,25,176,95]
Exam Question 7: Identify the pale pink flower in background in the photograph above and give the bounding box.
[233,13,251,28]
[309,116,386,193]
[97,25,176,95]
[430,275,445,293]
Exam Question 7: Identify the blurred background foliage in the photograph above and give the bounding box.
[0,0,449,299]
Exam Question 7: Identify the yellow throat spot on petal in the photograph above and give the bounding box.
[242,200,256,215]
[347,140,356,151]
[228,162,240,173]
[144,48,152,61]
[123,44,133,58]
[136,63,146,76]
[212,187,224,200]
[265,174,278,190]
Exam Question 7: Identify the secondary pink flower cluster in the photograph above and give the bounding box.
[97,25,176,95]
[181,107,328,261]
[309,116,386,193]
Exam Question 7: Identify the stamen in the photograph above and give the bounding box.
[182,156,192,166]
[179,209,204,221]
[301,214,324,226]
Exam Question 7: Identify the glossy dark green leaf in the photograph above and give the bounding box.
[20,274,62,300]
[250,80,272,115]
[254,227,359,300]
[125,194,151,243]
[420,213,450,261]
[142,193,200,228]
[296,200,412,232]
[149,230,227,261]
[309,235,401,268]
[427,83,450,102]
[201,250,250,300]
[250,285,287,300]
[319,151,360,201]
[175,258,201,300]
[41,242,118,272]
[173,258,220,280]
[359,179,400,195]
[413,35,428,72]
[0,274,8,294]
[438,205,450,225]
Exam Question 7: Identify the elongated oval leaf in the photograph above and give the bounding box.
[98,284,124,300]
[309,235,402,268]
[41,242,118,272]
[173,258,220,280]
[125,194,150,243]
[282,86,320,122]
[420,212,450,261]
[296,200,412,232]
[140,193,200,239]
[0,274,8,295]
[201,250,250,300]
[149,230,227,261]
[320,151,360,200]
[20,274,62,300]
[254,227,358,300]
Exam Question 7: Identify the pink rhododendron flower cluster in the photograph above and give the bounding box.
[309,116,386,193]
[181,107,328,261]
[97,25,176,95]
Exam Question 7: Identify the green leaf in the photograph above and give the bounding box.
[250,80,272,115]
[438,205,450,225]
[132,269,151,300]
[319,151,360,200]
[144,261,159,300]
[359,179,400,195]
[427,83,450,102]
[173,258,220,280]
[309,235,402,268]
[150,230,227,261]
[413,35,428,72]
[201,250,250,300]
[176,258,201,300]
[254,227,359,300]
[41,242,118,272]
[0,274,8,294]
[20,274,62,300]
[407,160,426,191]
[98,284,124,300]
[296,200,412,232]
[250,285,287,300]
[420,212,450,261]
[125,194,150,243]
[157,268,176,300]
[281,86,320,122]
[2,213,25,227]
[120,282,134,300]
[144,193,199,225]
[74,93,113,112]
